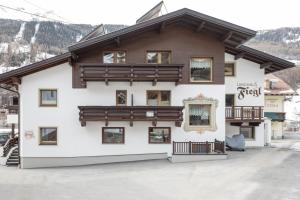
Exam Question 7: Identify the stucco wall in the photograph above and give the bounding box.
[19,63,225,158]
[225,53,265,146]
[265,96,285,112]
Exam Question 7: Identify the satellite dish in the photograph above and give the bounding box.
[136,1,166,24]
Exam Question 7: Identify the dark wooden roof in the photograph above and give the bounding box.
[225,45,295,74]
[69,8,256,53]
[0,52,71,84]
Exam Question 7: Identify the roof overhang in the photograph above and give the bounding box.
[225,45,295,74]
[0,52,71,84]
[68,8,256,53]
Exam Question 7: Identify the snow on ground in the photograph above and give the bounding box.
[15,44,31,53]
[14,22,26,42]
[0,43,9,53]
[271,139,300,151]
[30,23,40,44]
[35,52,56,60]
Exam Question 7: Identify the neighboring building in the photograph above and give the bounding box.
[264,74,297,139]
[0,7,294,168]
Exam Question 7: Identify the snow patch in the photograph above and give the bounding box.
[30,23,40,44]
[76,34,83,42]
[15,45,30,53]
[0,43,9,53]
[14,22,26,42]
[36,52,55,61]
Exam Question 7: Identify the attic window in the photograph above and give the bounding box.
[146,51,171,64]
[103,51,126,64]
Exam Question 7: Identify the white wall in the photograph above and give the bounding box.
[225,53,265,146]
[265,96,284,112]
[19,63,225,158]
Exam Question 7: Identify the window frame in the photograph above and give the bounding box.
[146,50,172,64]
[39,127,58,145]
[103,51,126,64]
[146,90,171,106]
[189,57,213,83]
[116,90,127,106]
[102,127,125,144]
[240,126,255,140]
[39,89,58,107]
[183,96,218,132]
[226,94,235,107]
[148,127,171,144]
[224,62,235,76]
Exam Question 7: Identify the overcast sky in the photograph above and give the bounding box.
[0,0,299,30]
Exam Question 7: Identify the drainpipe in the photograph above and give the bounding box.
[0,84,20,165]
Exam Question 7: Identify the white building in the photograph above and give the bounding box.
[0,7,294,168]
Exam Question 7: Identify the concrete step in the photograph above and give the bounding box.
[7,158,19,162]
[9,156,19,159]
[6,161,18,166]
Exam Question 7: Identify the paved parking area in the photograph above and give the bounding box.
[0,143,300,200]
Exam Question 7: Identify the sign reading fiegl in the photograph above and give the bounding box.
[237,82,262,100]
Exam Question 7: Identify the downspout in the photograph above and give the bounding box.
[0,85,20,165]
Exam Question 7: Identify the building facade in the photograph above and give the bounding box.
[0,8,294,168]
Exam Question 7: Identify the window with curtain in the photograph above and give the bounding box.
[40,127,57,145]
[148,127,171,144]
[146,51,171,64]
[102,127,125,144]
[190,58,212,82]
[40,89,57,106]
[189,104,211,126]
[103,51,126,63]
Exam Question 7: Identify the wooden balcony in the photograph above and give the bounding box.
[79,63,184,87]
[78,106,184,127]
[225,106,264,123]
[173,140,225,155]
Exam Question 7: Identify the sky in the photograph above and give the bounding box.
[0,0,300,30]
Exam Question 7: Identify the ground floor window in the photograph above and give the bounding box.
[39,127,57,145]
[102,127,125,144]
[240,126,255,139]
[189,104,211,126]
[148,127,171,144]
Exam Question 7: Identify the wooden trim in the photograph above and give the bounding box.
[39,89,58,107]
[189,57,213,83]
[225,62,235,76]
[148,127,171,144]
[146,90,171,106]
[39,127,58,145]
[102,127,125,144]
[116,90,127,106]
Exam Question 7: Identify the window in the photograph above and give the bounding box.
[116,90,127,106]
[149,127,171,144]
[225,63,235,76]
[183,95,218,132]
[146,51,171,64]
[40,89,57,107]
[240,126,255,139]
[189,104,211,126]
[103,51,126,63]
[102,127,125,144]
[226,94,235,107]
[147,91,171,106]
[40,127,57,145]
[190,58,212,82]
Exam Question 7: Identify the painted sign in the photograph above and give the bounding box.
[237,82,262,100]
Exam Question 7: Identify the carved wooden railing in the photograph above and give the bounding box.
[225,106,264,121]
[173,140,225,155]
[79,63,184,86]
[3,136,18,157]
[78,106,184,127]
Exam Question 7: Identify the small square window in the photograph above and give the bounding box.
[149,127,171,144]
[146,51,171,64]
[147,91,171,106]
[189,104,211,126]
[226,94,235,107]
[103,51,126,64]
[40,127,57,145]
[102,127,125,144]
[116,90,127,106]
[40,89,57,107]
[190,58,212,82]
[240,126,255,140]
[225,63,235,76]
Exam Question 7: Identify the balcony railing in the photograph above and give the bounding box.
[225,106,263,122]
[173,140,225,155]
[78,106,184,127]
[79,63,184,86]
